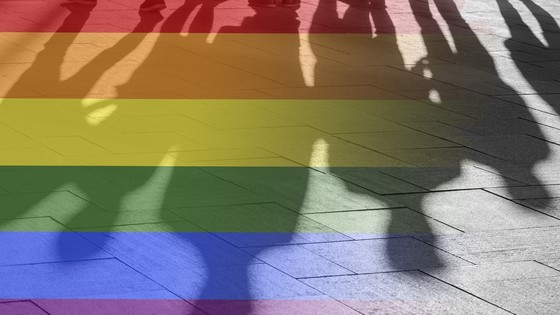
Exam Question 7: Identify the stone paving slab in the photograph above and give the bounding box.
[391,189,560,232]
[301,238,470,273]
[301,271,511,314]
[418,226,560,264]
[0,301,49,315]
[1,0,560,313]
[424,261,560,315]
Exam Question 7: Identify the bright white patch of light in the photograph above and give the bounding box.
[429,89,441,104]
[85,103,118,126]
[423,67,433,79]
[206,32,218,44]
[309,138,329,167]
[299,32,317,87]
[120,148,177,213]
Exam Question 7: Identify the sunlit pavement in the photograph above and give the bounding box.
[0,0,560,314]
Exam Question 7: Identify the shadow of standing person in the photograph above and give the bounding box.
[0,3,165,260]
[305,0,446,271]
[496,0,560,115]
[397,0,552,242]
[152,3,311,314]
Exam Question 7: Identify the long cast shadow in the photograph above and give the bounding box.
[497,0,560,114]
[399,0,551,238]
[155,3,307,314]
[0,4,164,259]
[306,0,445,271]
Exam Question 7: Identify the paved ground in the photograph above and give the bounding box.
[0,0,560,314]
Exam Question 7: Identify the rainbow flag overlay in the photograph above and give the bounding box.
[2,0,559,314]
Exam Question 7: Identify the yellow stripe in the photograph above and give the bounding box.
[0,98,456,167]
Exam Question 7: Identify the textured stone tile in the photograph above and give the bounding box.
[381,147,525,190]
[263,105,404,134]
[35,299,203,315]
[539,259,560,271]
[383,165,517,191]
[327,167,427,195]
[445,134,551,164]
[194,299,362,315]
[0,301,49,315]
[305,208,461,239]
[517,198,560,219]
[89,167,270,210]
[354,100,467,123]
[149,263,324,300]
[391,190,560,232]
[400,120,480,139]
[486,185,560,200]
[0,166,112,194]
[0,259,171,299]
[0,229,111,266]
[418,226,560,263]
[207,167,401,214]
[172,203,350,247]
[78,226,256,274]
[243,245,354,278]
[301,271,509,314]
[424,261,560,315]
[301,238,469,273]
[499,94,560,115]
[336,130,458,151]
[480,162,560,186]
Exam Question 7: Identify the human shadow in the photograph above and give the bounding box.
[3,2,307,313]
[6,0,551,313]
[0,4,165,260]
[305,0,445,270]
[149,3,308,314]
[497,0,560,115]
[398,0,551,238]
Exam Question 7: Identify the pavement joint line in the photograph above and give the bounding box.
[380,187,483,196]
[484,189,560,221]
[418,269,516,315]
[70,219,189,232]
[452,224,560,234]
[327,133,417,166]
[28,300,52,315]
[294,271,361,281]
[302,206,407,215]
[534,260,560,273]
[50,216,121,257]
[104,255,202,312]
[63,189,112,213]
[323,171,429,196]
[299,268,429,279]
[166,201,280,211]
[0,299,32,304]
[528,133,560,147]
[0,257,116,269]
[0,215,55,223]
[471,165,529,186]
[403,209,466,233]
[238,236,414,249]
[295,244,358,277]
[410,235,475,264]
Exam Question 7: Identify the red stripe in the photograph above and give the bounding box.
[0,0,463,34]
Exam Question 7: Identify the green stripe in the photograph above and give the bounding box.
[0,166,458,235]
